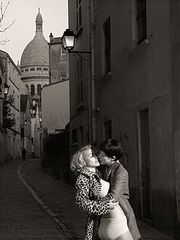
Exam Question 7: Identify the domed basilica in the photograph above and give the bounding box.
[20,9,49,157]
[20,9,49,101]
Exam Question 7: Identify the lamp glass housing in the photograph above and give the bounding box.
[4,83,9,95]
[32,99,36,106]
[62,29,75,50]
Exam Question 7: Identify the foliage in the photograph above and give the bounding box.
[3,94,15,129]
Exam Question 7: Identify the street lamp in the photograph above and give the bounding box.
[0,82,10,99]
[32,98,37,107]
[31,97,37,118]
[62,28,94,143]
[62,29,75,51]
[62,29,91,58]
[32,108,36,116]
[4,82,10,96]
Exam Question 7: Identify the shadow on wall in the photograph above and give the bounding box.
[42,126,70,182]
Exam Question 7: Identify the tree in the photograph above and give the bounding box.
[3,94,15,129]
[0,1,15,45]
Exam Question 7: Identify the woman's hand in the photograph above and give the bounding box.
[107,199,118,209]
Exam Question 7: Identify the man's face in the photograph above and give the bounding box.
[98,151,112,166]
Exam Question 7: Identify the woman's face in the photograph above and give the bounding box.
[98,151,113,166]
[83,148,100,168]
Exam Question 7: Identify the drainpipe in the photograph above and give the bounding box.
[89,0,96,144]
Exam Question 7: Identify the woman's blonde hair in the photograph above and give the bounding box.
[70,145,96,172]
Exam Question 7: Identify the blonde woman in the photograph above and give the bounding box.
[70,145,134,240]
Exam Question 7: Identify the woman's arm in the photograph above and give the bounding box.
[75,175,111,216]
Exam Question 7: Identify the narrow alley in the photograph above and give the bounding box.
[0,158,176,240]
[0,159,72,240]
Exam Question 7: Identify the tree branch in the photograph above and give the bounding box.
[0,39,9,45]
[0,1,15,43]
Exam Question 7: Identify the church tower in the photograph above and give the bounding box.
[20,9,49,157]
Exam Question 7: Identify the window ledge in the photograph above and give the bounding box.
[71,142,78,146]
[129,38,150,60]
[76,102,85,112]
[102,71,112,81]
[75,27,83,37]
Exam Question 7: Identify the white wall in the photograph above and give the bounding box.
[42,80,69,133]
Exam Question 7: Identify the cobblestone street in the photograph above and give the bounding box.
[0,159,72,240]
[0,158,176,240]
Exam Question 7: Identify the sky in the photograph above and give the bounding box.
[0,0,68,64]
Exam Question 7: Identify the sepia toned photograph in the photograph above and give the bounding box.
[0,0,179,239]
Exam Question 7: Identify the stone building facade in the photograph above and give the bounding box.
[49,35,69,84]
[0,51,24,161]
[68,0,180,238]
[0,58,6,164]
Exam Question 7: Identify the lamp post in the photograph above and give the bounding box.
[31,97,37,118]
[62,27,95,143]
[0,82,10,100]
[0,82,10,128]
[62,29,91,62]
[4,83,10,96]
[30,96,42,158]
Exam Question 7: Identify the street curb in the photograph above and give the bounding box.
[17,161,74,240]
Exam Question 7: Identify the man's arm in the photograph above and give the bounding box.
[109,165,129,200]
[106,165,134,216]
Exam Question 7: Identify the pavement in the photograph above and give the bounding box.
[0,158,70,240]
[0,158,176,240]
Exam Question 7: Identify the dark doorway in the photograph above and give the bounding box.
[139,108,152,221]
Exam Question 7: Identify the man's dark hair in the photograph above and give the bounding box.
[100,139,123,160]
[91,145,100,157]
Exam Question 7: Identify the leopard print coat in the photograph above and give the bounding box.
[75,168,111,240]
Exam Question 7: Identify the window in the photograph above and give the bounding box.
[37,84,41,96]
[139,108,151,219]
[136,0,147,43]
[76,0,82,30]
[37,67,42,71]
[43,68,48,71]
[25,68,29,72]
[103,120,112,139]
[30,68,35,71]
[31,84,35,96]
[72,128,78,144]
[79,126,84,147]
[103,17,111,73]
[77,59,83,104]
[60,46,66,60]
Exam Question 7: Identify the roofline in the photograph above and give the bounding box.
[0,50,21,74]
[43,78,69,89]
[20,64,49,68]
[21,76,49,81]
